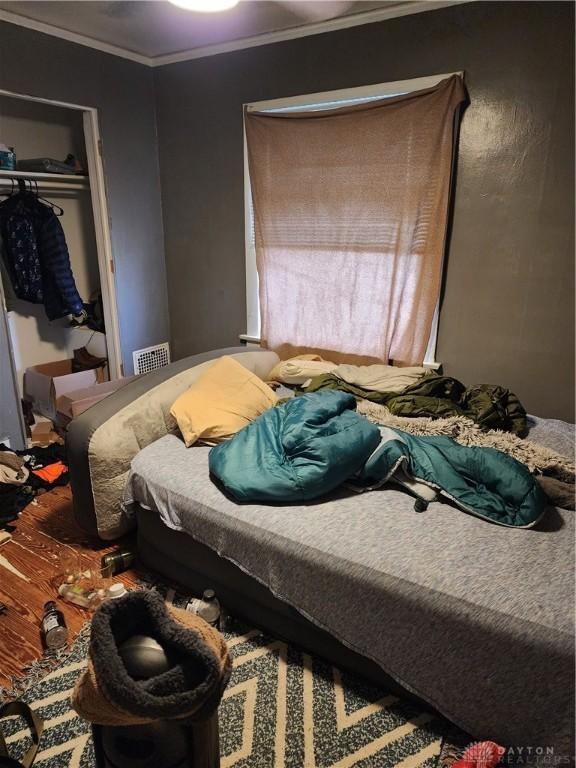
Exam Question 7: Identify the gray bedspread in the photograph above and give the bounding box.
[124,417,575,752]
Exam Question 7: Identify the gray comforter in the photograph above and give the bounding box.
[124,415,574,751]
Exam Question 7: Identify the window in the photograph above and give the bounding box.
[243,72,462,366]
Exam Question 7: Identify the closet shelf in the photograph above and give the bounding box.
[0,169,90,191]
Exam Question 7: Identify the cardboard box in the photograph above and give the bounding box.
[30,416,52,436]
[55,375,139,425]
[24,359,99,421]
[29,415,63,446]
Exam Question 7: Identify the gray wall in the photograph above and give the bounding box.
[154,1,575,421]
[0,21,169,378]
[0,303,24,448]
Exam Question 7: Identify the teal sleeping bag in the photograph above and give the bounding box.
[209,391,547,527]
[209,391,381,503]
[355,426,546,527]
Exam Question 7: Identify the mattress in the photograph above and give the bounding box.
[124,416,575,751]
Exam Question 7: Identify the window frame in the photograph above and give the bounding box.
[242,71,462,366]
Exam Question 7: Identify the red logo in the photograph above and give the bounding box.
[454,741,507,768]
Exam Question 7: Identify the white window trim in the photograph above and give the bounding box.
[242,72,463,368]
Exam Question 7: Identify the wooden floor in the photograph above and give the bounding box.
[0,483,140,688]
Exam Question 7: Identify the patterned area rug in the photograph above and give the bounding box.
[0,585,467,767]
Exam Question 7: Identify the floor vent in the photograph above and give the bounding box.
[133,342,171,375]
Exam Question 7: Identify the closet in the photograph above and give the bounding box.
[0,92,118,449]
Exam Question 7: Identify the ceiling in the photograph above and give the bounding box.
[0,0,462,64]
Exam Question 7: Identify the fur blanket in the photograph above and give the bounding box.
[357,402,575,509]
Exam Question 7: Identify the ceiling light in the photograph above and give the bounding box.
[169,0,239,11]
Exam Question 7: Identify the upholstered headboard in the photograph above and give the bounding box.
[67,347,279,540]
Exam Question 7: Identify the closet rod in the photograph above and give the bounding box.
[0,178,89,192]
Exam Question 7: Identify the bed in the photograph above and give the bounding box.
[125,417,574,752]
[66,347,574,752]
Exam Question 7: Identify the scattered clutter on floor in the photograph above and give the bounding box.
[184,588,221,627]
[0,701,44,768]
[58,578,128,609]
[55,548,135,612]
[41,601,68,651]
[58,582,99,610]
[0,582,472,767]
[100,547,136,577]
[28,416,61,448]
[72,590,230,725]
[0,442,68,529]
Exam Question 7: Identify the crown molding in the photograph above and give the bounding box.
[0,1,472,69]
[151,0,472,66]
[0,8,150,65]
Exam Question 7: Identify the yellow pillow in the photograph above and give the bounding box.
[170,356,278,447]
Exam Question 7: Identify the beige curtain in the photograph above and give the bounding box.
[245,75,466,366]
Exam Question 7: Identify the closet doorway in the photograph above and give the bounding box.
[0,89,121,449]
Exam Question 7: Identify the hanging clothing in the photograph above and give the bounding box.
[0,191,84,320]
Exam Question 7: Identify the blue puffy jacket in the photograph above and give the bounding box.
[0,192,84,320]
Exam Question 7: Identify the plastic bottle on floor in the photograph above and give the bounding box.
[41,601,68,650]
[185,589,221,628]
[107,583,128,600]
[58,583,98,608]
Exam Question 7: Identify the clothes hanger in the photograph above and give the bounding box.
[1,178,64,216]
[0,177,16,198]
[30,179,64,217]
